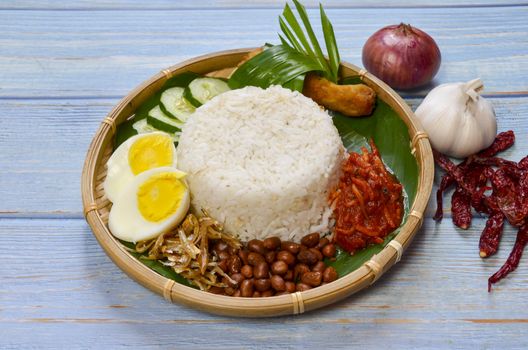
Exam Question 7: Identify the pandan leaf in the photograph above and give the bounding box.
[229,44,322,92]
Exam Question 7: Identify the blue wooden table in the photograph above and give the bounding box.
[1,1,528,348]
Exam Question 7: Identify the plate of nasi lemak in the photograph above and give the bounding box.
[82,0,434,317]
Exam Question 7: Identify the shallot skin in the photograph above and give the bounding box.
[362,23,441,90]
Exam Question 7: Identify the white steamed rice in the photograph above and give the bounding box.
[176,85,344,242]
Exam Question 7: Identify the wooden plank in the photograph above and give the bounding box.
[1,218,527,348]
[1,96,526,216]
[0,7,527,98]
[1,0,526,10]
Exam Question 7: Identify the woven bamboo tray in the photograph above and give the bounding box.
[81,48,434,317]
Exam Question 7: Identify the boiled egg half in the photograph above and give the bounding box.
[104,132,177,203]
[108,166,190,242]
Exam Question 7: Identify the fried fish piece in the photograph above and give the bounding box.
[303,73,376,117]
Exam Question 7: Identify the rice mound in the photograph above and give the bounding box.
[176,85,344,242]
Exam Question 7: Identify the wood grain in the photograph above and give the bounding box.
[2,0,527,10]
[1,1,528,348]
[0,7,527,98]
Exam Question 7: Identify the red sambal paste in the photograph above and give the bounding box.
[331,140,404,253]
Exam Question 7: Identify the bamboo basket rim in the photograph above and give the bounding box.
[81,48,434,317]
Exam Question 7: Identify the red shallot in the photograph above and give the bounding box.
[362,23,441,90]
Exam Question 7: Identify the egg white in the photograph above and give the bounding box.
[108,166,190,243]
[103,132,177,203]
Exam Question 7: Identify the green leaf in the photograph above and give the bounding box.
[320,4,340,83]
[114,117,138,149]
[228,44,322,91]
[327,230,400,277]
[281,4,317,61]
[327,98,419,277]
[283,74,306,92]
[279,15,306,54]
[291,0,329,75]
[339,75,363,85]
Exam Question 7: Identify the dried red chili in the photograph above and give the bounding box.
[433,130,528,290]
[433,174,454,221]
[488,223,528,291]
[492,168,524,226]
[451,187,472,229]
[332,140,404,253]
[479,211,505,258]
[474,130,515,158]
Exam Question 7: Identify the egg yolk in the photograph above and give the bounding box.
[128,134,173,175]
[137,172,186,222]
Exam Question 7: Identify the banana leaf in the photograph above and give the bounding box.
[114,74,419,286]
[327,98,419,276]
[228,44,321,92]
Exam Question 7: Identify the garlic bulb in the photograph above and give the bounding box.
[415,78,497,158]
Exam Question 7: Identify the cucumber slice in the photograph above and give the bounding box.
[134,119,180,143]
[160,87,195,122]
[147,105,183,133]
[185,77,231,107]
[132,118,158,134]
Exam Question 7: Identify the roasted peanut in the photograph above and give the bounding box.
[323,266,338,283]
[296,283,312,292]
[254,278,271,292]
[309,248,323,261]
[301,233,320,248]
[316,237,330,250]
[247,252,265,266]
[228,255,242,274]
[253,261,269,279]
[248,239,267,255]
[275,291,290,296]
[240,279,254,297]
[230,273,244,288]
[261,290,274,297]
[263,236,281,251]
[322,243,336,258]
[294,263,310,280]
[238,249,249,265]
[301,271,322,287]
[285,281,296,293]
[265,251,276,264]
[241,264,253,279]
[283,269,293,281]
[209,286,224,294]
[270,275,286,292]
[276,250,296,266]
[312,261,326,273]
[281,241,301,254]
[297,249,318,265]
[271,260,288,275]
